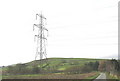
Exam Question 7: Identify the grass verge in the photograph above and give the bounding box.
[81,72,100,81]
[106,72,120,81]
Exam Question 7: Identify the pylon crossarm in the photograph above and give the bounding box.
[36,14,46,20]
[43,27,48,31]
[33,24,40,31]
[34,35,40,41]
[42,37,47,40]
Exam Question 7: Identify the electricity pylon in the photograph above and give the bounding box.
[33,13,48,61]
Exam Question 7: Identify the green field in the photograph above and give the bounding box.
[2,58,120,79]
[26,58,103,70]
[2,58,103,79]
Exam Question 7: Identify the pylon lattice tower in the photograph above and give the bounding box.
[33,13,48,60]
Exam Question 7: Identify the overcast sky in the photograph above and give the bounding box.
[0,0,119,66]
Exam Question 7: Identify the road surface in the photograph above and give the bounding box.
[93,73,106,81]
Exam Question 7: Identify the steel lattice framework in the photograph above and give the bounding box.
[33,13,48,60]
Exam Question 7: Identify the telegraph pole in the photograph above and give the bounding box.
[33,13,48,61]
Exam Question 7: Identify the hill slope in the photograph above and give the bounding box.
[2,58,103,79]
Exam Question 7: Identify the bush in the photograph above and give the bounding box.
[81,66,93,73]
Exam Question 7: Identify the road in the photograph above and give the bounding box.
[93,73,106,81]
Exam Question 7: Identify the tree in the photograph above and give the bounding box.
[93,61,99,71]
[98,61,106,72]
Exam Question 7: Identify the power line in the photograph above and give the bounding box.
[33,13,48,61]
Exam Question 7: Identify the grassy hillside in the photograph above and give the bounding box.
[29,58,103,68]
[2,58,105,79]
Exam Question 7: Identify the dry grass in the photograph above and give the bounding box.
[3,72,97,79]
